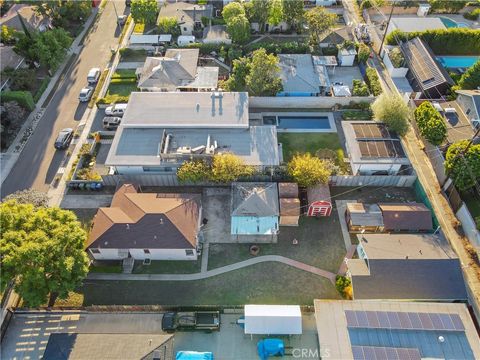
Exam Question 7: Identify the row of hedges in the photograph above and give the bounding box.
[1,91,35,111]
[110,78,137,84]
[352,79,370,96]
[111,69,137,79]
[386,28,480,55]
[364,68,382,96]
[184,41,309,57]
[33,77,51,103]
[463,8,480,20]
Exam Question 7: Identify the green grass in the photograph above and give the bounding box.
[278,133,343,162]
[208,216,346,273]
[80,262,340,306]
[133,260,201,274]
[342,110,373,120]
[100,82,138,104]
[119,48,147,62]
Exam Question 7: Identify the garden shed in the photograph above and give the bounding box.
[345,202,384,232]
[278,183,300,226]
[307,184,332,217]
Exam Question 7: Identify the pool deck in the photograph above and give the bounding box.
[260,111,337,133]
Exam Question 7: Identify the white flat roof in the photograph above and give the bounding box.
[121,92,249,128]
[244,305,302,335]
[390,16,446,33]
[245,304,301,317]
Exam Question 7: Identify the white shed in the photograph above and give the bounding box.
[338,47,357,66]
[244,305,302,335]
[177,35,196,47]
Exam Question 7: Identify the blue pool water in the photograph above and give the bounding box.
[277,116,331,130]
[437,56,480,68]
[440,17,469,28]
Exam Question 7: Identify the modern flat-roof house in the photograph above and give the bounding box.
[346,202,384,233]
[456,89,480,130]
[157,1,212,36]
[277,54,330,96]
[43,333,174,360]
[347,234,467,301]
[86,184,202,261]
[386,16,446,35]
[342,121,410,175]
[378,203,433,232]
[136,49,218,92]
[231,182,279,243]
[314,300,480,360]
[401,37,454,99]
[105,92,280,175]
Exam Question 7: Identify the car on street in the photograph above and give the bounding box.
[105,103,128,117]
[117,15,127,25]
[102,116,122,130]
[87,68,101,84]
[54,128,74,149]
[79,87,94,102]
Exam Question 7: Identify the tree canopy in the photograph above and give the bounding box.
[371,93,410,136]
[456,60,480,90]
[245,48,282,96]
[268,0,284,26]
[131,0,158,24]
[414,102,447,146]
[4,189,49,207]
[357,43,370,64]
[0,201,89,307]
[211,153,255,183]
[222,2,246,23]
[221,56,250,92]
[288,153,331,188]
[249,0,270,31]
[226,14,251,44]
[445,141,480,191]
[304,7,337,45]
[177,160,211,183]
[34,1,91,29]
[157,17,180,37]
[282,0,304,31]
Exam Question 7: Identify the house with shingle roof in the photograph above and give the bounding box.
[86,184,202,261]
[231,182,279,243]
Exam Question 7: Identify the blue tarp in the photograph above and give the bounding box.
[176,351,214,360]
[257,339,285,360]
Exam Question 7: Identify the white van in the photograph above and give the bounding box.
[105,103,128,117]
[87,68,101,84]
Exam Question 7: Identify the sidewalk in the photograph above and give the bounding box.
[87,255,337,282]
[0,9,99,186]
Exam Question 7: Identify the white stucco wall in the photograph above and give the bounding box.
[382,49,408,78]
[357,163,402,175]
[90,248,197,261]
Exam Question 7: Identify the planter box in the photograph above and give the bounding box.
[382,47,408,78]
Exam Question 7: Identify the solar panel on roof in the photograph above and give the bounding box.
[345,311,465,332]
[351,346,421,360]
[358,140,405,159]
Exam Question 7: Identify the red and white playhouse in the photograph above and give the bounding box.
[307,184,332,217]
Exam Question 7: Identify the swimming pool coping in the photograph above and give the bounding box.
[259,112,337,133]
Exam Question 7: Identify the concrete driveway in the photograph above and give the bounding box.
[1,1,127,197]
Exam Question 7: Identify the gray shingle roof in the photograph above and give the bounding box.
[231,182,279,217]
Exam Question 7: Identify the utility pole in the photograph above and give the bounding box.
[379,0,395,56]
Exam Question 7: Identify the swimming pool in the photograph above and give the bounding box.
[437,56,480,68]
[440,17,469,28]
[277,116,332,130]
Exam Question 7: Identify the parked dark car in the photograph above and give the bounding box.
[161,311,220,333]
[54,128,73,149]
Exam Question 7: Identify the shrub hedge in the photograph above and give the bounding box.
[245,41,309,55]
[463,8,480,20]
[365,68,382,96]
[352,79,370,96]
[1,90,35,111]
[33,77,51,103]
[386,28,480,55]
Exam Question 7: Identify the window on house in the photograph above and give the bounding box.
[185,249,194,256]
[144,249,150,254]
[90,248,101,254]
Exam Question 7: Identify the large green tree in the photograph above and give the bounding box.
[177,160,211,183]
[250,0,270,32]
[288,153,331,187]
[245,48,282,96]
[304,7,337,45]
[226,14,251,44]
[371,93,410,136]
[34,1,91,29]
[222,2,246,23]
[222,56,251,91]
[457,60,480,90]
[131,0,158,25]
[157,16,180,37]
[445,141,480,191]
[414,102,447,146]
[0,201,89,307]
[268,0,283,27]
[282,0,304,31]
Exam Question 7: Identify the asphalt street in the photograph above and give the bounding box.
[1,1,127,197]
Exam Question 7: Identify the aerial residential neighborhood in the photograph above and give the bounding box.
[1,0,480,359]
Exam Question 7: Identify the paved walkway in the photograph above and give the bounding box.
[337,244,357,276]
[200,241,209,273]
[87,255,337,283]
[60,194,113,209]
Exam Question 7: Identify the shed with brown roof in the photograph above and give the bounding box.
[278,183,299,198]
[279,198,301,226]
[87,184,201,261]
[345,202,384,232]
[307,184,332,217]
[378,202,432,232]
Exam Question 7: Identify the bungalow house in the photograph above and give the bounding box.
[345,202,384,233]
[231,182,279,243]
[347,234,467,301]
[86,184,202,261]
[136,48,219,92]
[456,89,480,130]
[277,54,330,96]
[401,37,454,99]
[105,91,280,175]
[378,203,433,232]
[278,182,300,226]
[341,121,411,175]
[0,4,51,32]
[157,1,213,36]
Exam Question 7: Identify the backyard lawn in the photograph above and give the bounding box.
[80,263,340,306]
[278,133,343,161]
[208,216,346,273]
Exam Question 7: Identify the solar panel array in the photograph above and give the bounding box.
[352,123,391,139]
[352,346,421,360]
[358,140,405,159]
[345,310,465,331]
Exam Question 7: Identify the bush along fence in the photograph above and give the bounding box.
[67,138,104,191]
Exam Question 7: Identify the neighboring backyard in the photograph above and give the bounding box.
[79,263,340,306]
[278,133,343,161]
[208,216,346,274]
